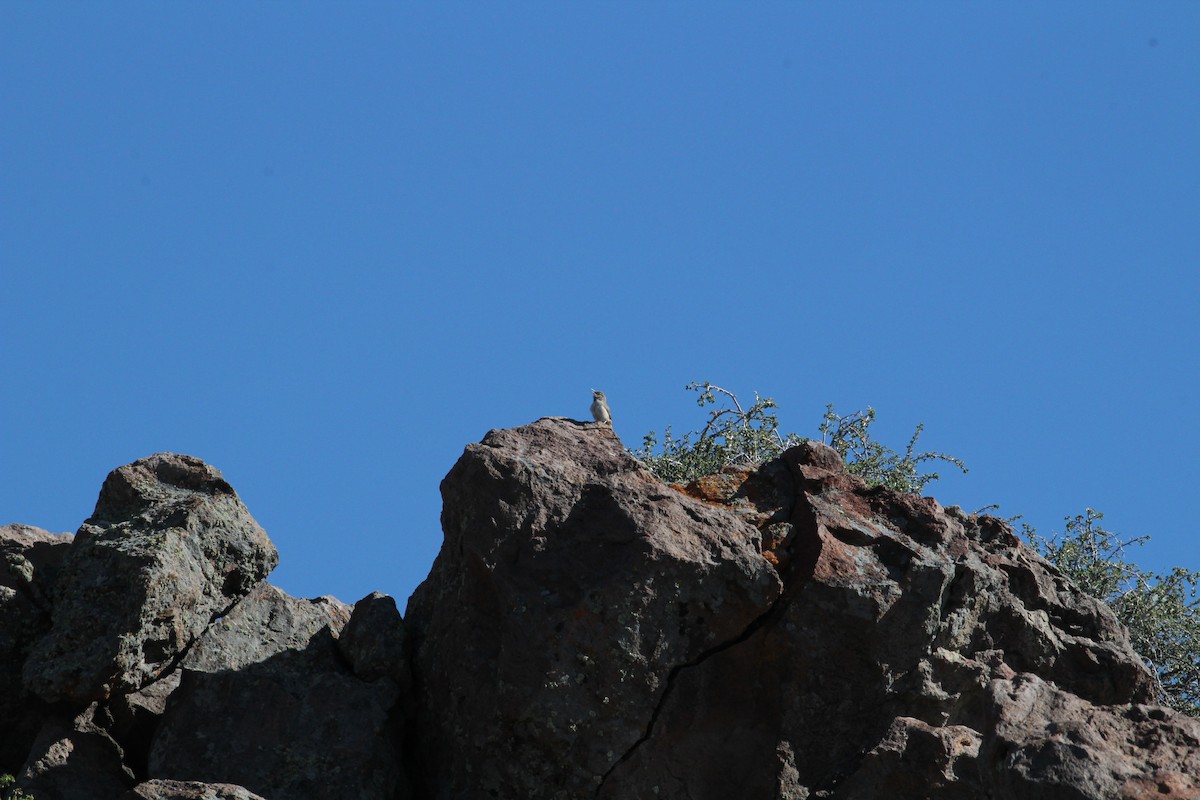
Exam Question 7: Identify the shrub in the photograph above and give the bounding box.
[632,382,966,494]
[630,382,804,484]
[817,404,967,494]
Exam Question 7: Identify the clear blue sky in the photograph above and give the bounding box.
[4,5,1197,606]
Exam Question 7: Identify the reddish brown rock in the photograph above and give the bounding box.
[596,440,1161,798]
[406,418,783,799]
[406,425,1182,799]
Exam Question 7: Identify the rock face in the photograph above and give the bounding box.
[148,583,405,800]
[0,524,72,768]
[405,420,1196,799]
[23,455,278,704]
[4,425,1200,800]
[405,419,783,797]
[591,440,1167,799]
[16,703,133,800]
[3,454,407,800]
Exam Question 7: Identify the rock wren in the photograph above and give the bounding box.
[590,390,612,426]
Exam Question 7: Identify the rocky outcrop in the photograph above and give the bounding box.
[3,423,1199,800]
[588,440,1167,799]
[2,454,407,800]
[23,455,278,705]
[405,419,1195,799]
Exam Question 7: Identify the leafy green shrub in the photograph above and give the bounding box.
[1023,510,1200,716]
[632,382,966,494]
[818,404,967,494]
[630,382,803,484]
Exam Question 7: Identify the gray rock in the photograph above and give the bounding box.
[596,441,1162,799]
[148,582,405,800]
[0,523,73,603]
[5,432,1198,800]
[180,582,350,673]
[0,524,72,771]
[108,670,183,777]
[22,454,278,704]
[123,779,268,800]
[980,673,1200,799]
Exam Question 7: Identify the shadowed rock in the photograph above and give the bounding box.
[338,591,411,693]
[148,582,405,800]
[22,454,278,704]
[0,524,72,771]
[15,703,133,800]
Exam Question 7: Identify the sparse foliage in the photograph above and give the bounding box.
[632,382,965,494]
[818,404,967,494]
[630,382,803,484]
[1023,510,1200,716]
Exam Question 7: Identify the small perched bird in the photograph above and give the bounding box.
[590,390,612,426]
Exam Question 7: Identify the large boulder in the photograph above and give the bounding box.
[405,418,783,798]
[22,454,278,704]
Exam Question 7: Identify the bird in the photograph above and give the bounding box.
[590,390,612,426]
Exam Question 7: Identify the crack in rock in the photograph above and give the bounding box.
[595,581,796,796]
